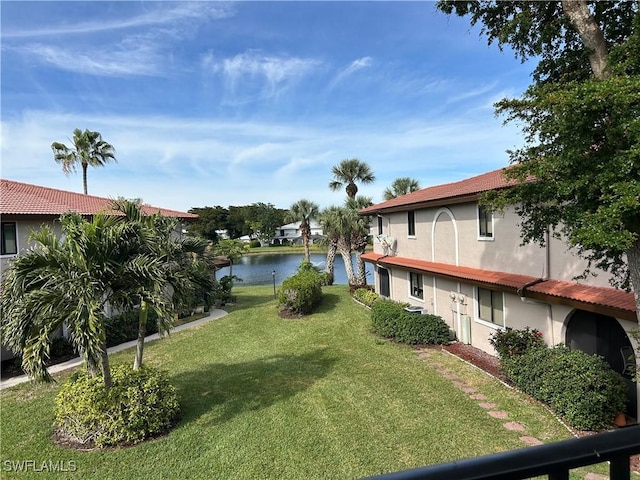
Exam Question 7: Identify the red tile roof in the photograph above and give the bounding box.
[362,252,636,321]
[0,179,197,219]
[360,168,516,214]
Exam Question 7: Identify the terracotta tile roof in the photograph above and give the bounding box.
[360,168,516,214]
[1,179,197,219]
[362,253,636,321]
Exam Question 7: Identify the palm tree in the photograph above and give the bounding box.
[0,212,146,387]
[112,200,215,370]
[328,158,375,199]
[52,128,116,194]
[346,196,373,286]
[383,177,421,200]
[215,239,247,279]
[286,199,320,262]
[318,206,343,285]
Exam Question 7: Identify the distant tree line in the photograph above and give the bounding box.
[187,203,288,244]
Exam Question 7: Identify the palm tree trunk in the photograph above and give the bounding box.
[303,232,311,262]
[82,162,88,194]
[100,340,112,388]
[324,240,337,285]
[355,250,367,286]
[338,236,356,285]
[133,299,148,370]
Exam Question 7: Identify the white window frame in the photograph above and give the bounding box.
[407,210,416,238]
[408,271,424,301]
[477,205,494,241]
[474,287,505,329]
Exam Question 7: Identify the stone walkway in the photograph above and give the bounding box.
[414,347,612,480]
[0,308,228,390]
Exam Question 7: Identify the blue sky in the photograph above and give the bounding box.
[1,1,534,213]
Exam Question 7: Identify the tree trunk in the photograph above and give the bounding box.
[324,240,338,285]
[338,236,356,285]
[561,0,610,80]
[303,231,311,262]
[133,299,148,370]
[82,162,89,194]
[626,239,640,323]
[100,340,112,388]
[355,250,367,286]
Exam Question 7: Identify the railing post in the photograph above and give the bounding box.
[609,455,630,480]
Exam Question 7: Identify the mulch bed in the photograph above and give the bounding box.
[437,341,640,474]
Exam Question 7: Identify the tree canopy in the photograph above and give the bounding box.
[329,158,376,199]
[383,177,421,200]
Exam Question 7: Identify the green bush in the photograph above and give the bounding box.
[489,326,546,360]
[54,364,180,447]
[105,309,159,347]
[249,239,261,248]
[277,270,323,315]
[371,300,449,345]
[504,345,627,431]
[353,288,379,308]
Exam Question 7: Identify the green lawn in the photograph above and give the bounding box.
[0,286,594,479]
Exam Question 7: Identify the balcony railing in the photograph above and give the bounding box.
[366,424,640,480]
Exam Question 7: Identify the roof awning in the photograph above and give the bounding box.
[362,252,637,321]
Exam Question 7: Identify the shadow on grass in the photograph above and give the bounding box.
[314,292,341,314]
[223,293,278,313]
[173,348,336,427]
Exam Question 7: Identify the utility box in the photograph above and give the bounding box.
[460,315,472,344]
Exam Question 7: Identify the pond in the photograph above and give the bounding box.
[215,253,374,286]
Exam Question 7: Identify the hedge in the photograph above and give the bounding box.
[277,270,323,315]
[371,300,450,345]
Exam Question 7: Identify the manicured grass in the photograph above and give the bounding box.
[0,286,591,479]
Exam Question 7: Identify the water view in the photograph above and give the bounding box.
[216,253,374,286]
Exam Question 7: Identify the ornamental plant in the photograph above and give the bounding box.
[489,327,546,360]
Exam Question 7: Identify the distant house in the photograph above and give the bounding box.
[0,179,199,361]
[359,168,639,419]
[272,220,324,245]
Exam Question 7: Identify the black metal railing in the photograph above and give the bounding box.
[366,424,640,480]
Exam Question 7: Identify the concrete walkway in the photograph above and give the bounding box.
[0,308,228,390]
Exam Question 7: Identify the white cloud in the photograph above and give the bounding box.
[202,50,322,101]
[14,41,164,77]
[2,3,234,38]
[329,56,373,88]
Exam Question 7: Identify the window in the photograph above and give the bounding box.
[378,267,390,297]
[1,222,17,255]
[377,216,383,235]
[477,287,503,326]
[407,210,416,236]
[478,205,493,239]
[409,272,423,299]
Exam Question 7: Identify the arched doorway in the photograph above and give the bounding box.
[565,310,637,420]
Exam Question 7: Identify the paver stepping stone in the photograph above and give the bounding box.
[584,473,609,480]
[488,411,508,419]
[519,436,543,446]
[452,380,467,387]
[444,373,459,380]
[503,422,525,431]
[428,362,442,368]
[470,393,487,400]
[478,402,497,409]
[417,352,430,360]
[460,386,476,393]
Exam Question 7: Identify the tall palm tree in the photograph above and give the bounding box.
[286,199,319,262]
[329,158,375,199]
[52,128,116,195]
[383,177,421,200]
[318,206,343,285]
[346,196,373,286]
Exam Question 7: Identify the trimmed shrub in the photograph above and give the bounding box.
[249,239,261,248]
[277,270,323,315]
[105,310,159,347]
[353,288,379,308]
[54,364,180,447]
[489,326,546,360]
[395,313,451,345]
[371,299,406,338]
[371,300,450,345]
[504,345,627,431]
